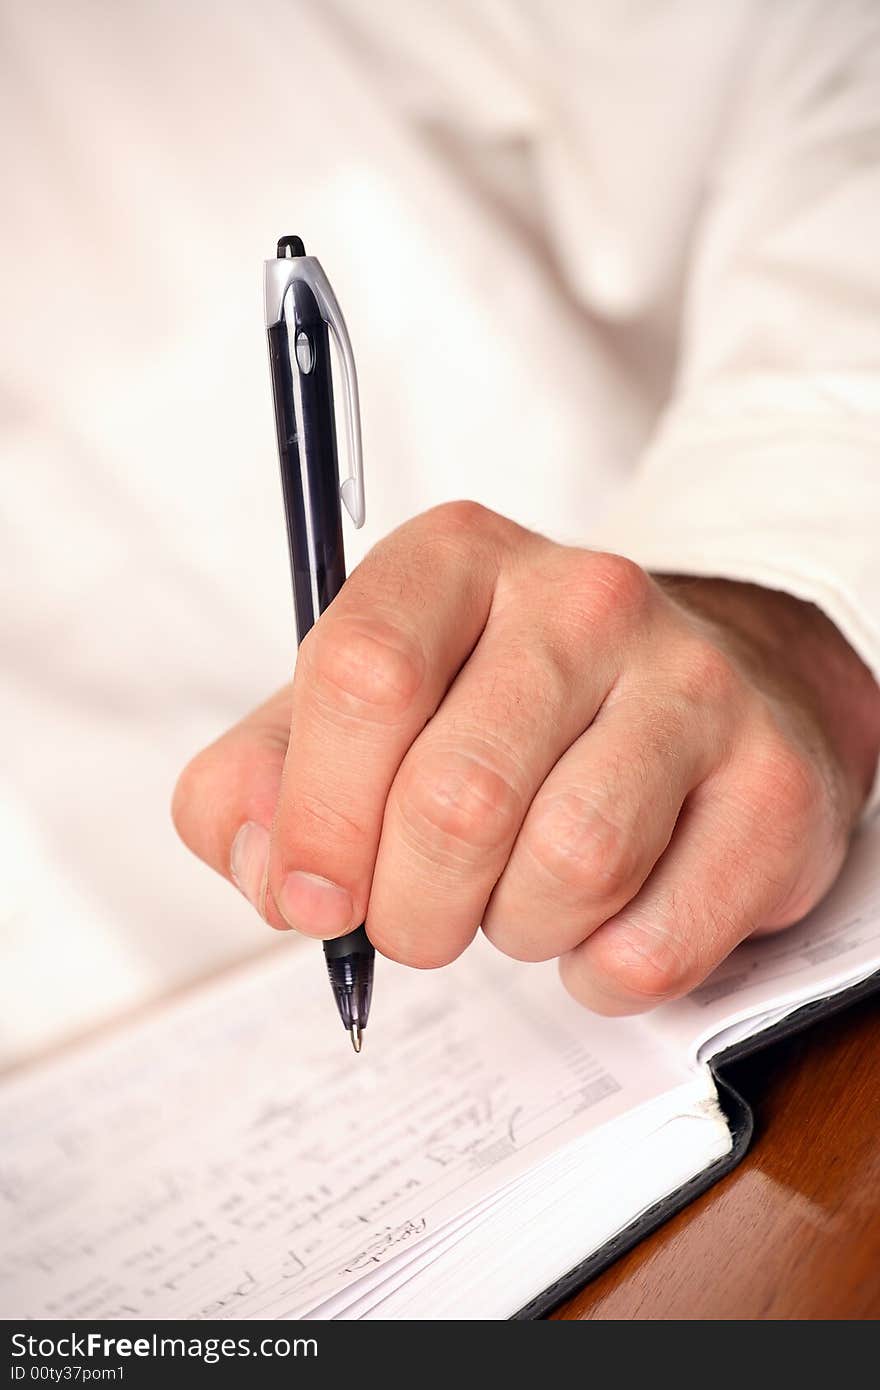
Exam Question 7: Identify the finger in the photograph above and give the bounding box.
[172,685,292,913]
[265,503,516,937]
[558,752,837,1015]
[366,595,624,969]
[481,683,722,962]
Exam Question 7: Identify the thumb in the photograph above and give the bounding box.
[172,684,292,916]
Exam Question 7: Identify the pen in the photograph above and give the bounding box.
[263,234,375,1054]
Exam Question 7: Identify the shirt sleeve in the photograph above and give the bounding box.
[590,1,880,807]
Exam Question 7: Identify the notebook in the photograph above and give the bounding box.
[2,817,880,1322]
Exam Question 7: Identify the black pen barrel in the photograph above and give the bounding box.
[266,248,375,1048]
[267,284,346,641]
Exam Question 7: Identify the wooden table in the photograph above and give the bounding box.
[554,995,880,1319]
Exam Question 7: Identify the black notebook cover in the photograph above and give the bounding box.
[511,968,880,1319]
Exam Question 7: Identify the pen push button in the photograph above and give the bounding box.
[295,330,315,374]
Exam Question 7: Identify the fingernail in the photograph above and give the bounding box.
[277,870,354,936]
[230,821,270,914]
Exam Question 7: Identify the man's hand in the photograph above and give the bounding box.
[172,503,880,1014]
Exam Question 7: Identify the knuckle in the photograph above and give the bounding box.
[575,551,653,627]
[768,745,820,819]
[748,737,823,834]
[600,933,689,1004]
[397,747,522,859]
[525,793,644,906]
[563,918,692,1013]
[676,639,740,709]
[306,617,425,722]
[424,498,495,538]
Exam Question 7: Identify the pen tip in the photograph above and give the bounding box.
[349,1022,363,1054]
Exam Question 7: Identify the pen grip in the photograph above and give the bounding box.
[322,925,373,960]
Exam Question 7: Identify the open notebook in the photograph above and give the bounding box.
[2,817,880,1322]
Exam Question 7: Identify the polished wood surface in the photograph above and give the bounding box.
[554,996,880,1320]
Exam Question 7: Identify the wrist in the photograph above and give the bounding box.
[656,575,880,820]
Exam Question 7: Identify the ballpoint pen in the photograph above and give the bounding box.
[264,234,375,1054]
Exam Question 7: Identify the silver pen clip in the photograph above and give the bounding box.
[264,251,365,529]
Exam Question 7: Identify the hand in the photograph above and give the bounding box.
[172,503,880,1014]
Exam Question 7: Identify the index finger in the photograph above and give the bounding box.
[264,503,512,937]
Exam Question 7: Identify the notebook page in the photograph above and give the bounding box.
[318,1075,729,1319]
[366,1096,731,1320]
[650,816,880,1063]
[0,937,694,1321]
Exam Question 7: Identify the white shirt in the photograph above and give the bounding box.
[2,0,879,1062]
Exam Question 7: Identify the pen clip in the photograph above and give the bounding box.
[264,254,365,529]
